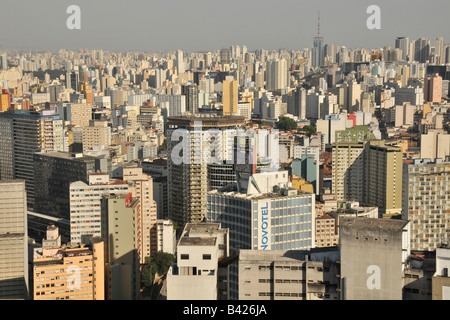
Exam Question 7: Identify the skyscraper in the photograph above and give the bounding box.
[395,37,409,61]
[222,79,238,116]
[266,59,287,92]
[176,50,185,75]
[424,73,443,103]
[167,115,246,226]
[312,12,325,68]
[0,110,65,208]
[0,180,29,299]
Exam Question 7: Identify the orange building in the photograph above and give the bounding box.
[32,226,105,300]
[0,89,11,111]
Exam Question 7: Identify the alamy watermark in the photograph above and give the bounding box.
[169,121,280,169]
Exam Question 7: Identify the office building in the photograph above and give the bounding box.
[33,152,99,220]
[0,110,65,208]
[0,180,29,299]
[166,223,229,300]
[81,120,111,152]
[340,217,410,300]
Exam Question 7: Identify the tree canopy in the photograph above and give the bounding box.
[276,117,298,131]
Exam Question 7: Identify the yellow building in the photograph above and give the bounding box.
[222,79,238,116]
[32,226,105,300]
[290,175,314,194]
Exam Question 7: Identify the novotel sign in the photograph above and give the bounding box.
[260,202,269,250]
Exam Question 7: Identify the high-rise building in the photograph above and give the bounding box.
[176,50,185,75]
[220,48,232,65]
[312,13,325,68]
[331,142,366,203]
[222,79,238,116]
[69,173,129,245]
[266,59,288,92]
[101,193,140,300]
[0,53,7,70]
[420,130,450,161]
[56,103,92,127]
[123,167,158,262]
[0,110,65,208]
[81,120,111,152]
[395,37,410,61]
[424,73,443,103]
[167,115,246,226]
[32,226,105,300]
[414,38,431,63]
[0,89,11,112]
[33,151,100,218]
[365,141,403,218]
[207,173,316,299]
[166,223,229,300]
[339,217,410,300]
[0,180,29,299]
[182,84,199,114]
[402,159,450,251]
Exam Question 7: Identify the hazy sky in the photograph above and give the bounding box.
[1,0,450,52]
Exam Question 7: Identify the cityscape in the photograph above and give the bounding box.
[1,2,450,306]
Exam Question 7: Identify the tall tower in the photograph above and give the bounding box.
[312,11,325,68]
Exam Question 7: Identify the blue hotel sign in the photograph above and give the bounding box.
[260,202,269,250]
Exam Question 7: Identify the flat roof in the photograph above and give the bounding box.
[339,217,408,232]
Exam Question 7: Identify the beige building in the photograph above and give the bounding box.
[420,130,450,161]
[315,213,338,248]
[365,141,403,218]
[81,120,111,152]
[238,249,340,300]
[167,223,229,300]
[32,226,105,300]
[222,79,238,115]
[69,173,129,245]
[123,167,158,263]
[332,142,365,202]
[402,160,450,251]
[0,180,29,299]
[102,193,140,300]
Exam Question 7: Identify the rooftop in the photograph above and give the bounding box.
[339,217,408,232]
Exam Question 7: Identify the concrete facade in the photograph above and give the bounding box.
[339,217,410,300]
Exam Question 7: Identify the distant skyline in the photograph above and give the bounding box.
[1,0,450,52]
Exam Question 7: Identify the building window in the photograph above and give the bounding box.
[180,254,189,260]
[203,254,211,260]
